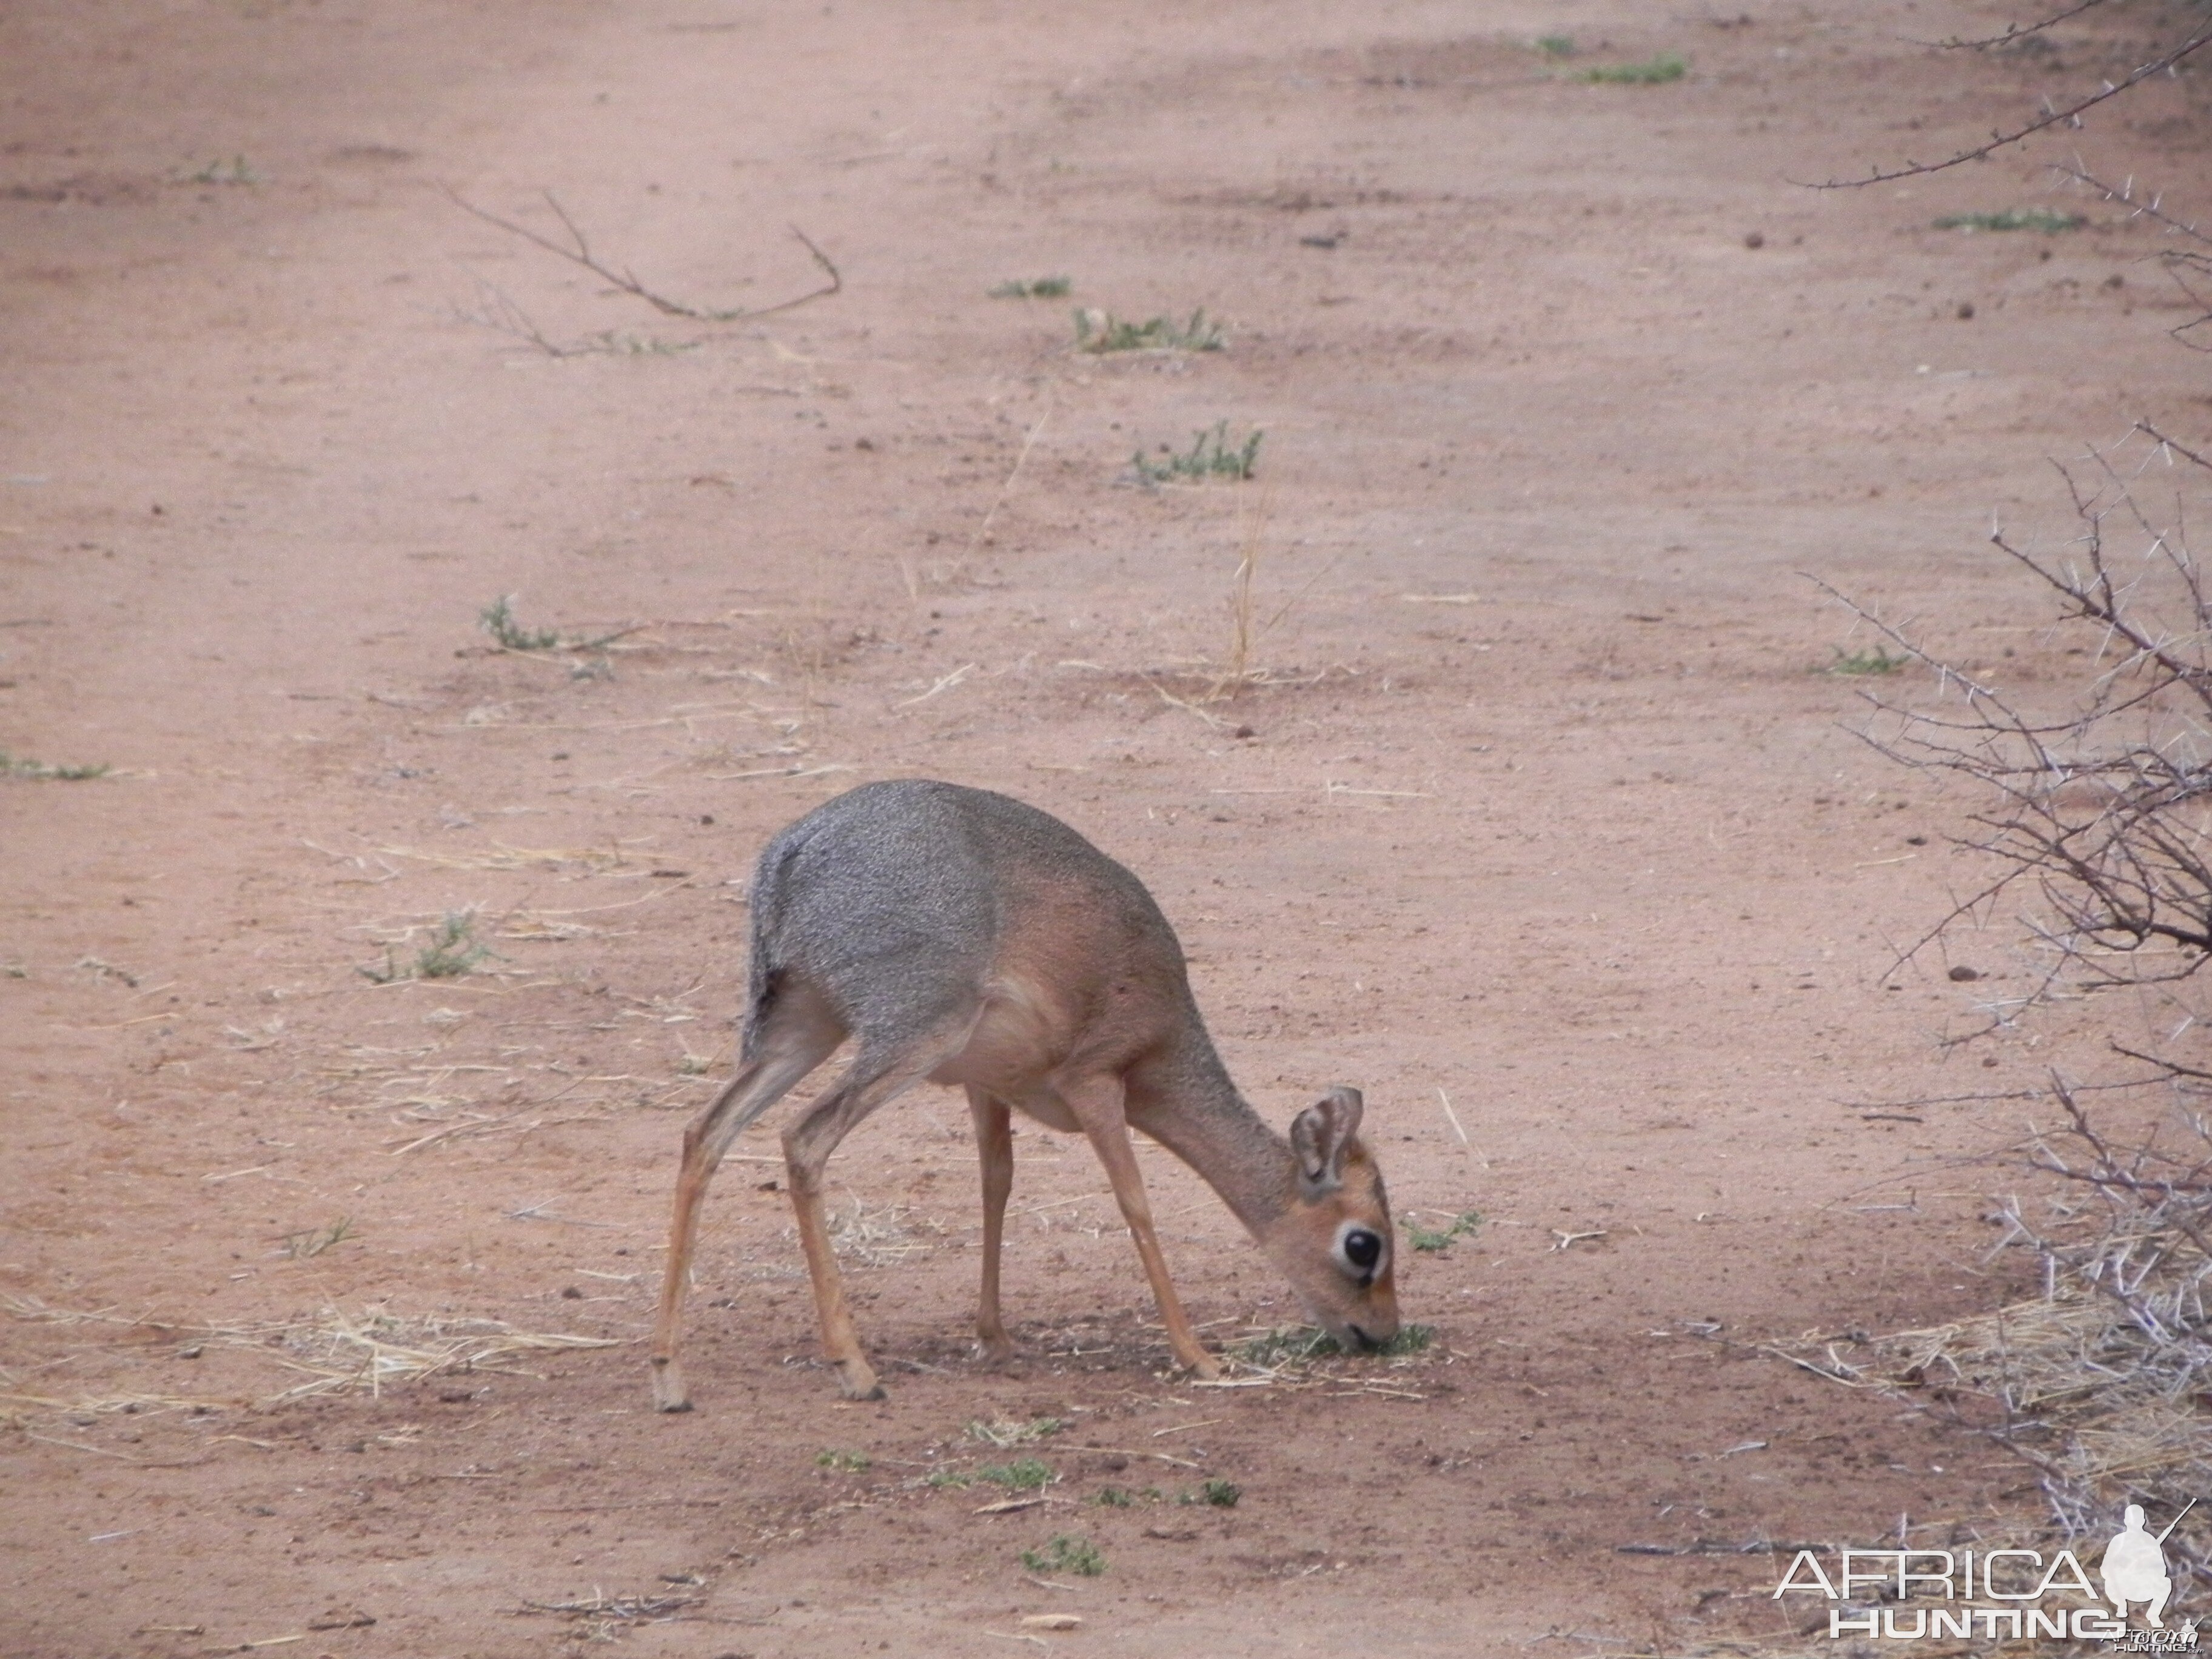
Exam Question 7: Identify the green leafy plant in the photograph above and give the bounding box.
[1074,307,1225,353]
[1534,33,1575,57]
[1582,52,1686,84]
[816,1449,871,1472]
[1021,1534,1105,1577]
[979,1458,1055,1490]
[1403,1209,1483,1252]
[1186,1478,1241,1507]
[926,1469,974,1489]
[478,594,565,652]
[990,276,1073,298]
[1132,421,1264,484]
[1932,209,2084,234]
[360,910,494,984]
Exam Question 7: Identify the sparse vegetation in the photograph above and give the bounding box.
[968,1415,1065,1447]
[1236,1322,1435,1366]
[1534,34,1575,58]
[925,1469,974,1489]
[278,1218,356,1260]
[1091,1485,1155,1507]
[978,1458,1055,1490]
[990,275,1071,298]
[360,910,493,984]
[478,595,565,652]
[1132,421,1264,484]
[1403,1208,1482,1252]
[1581,52,1686,84]
[1932,208,2085,234]
[1074,307,1224,354]
[1829,643,1908,676]
[816,1449,871,1472]
[183,156,258,186]
[1,750,109,781]
[1187,1478,1241,1507]
[1021,1534,1105,1577]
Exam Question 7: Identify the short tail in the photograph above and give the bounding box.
[737,824,806,1062]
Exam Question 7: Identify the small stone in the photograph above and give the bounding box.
[1948,965,1981,982]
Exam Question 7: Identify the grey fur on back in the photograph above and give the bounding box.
[741,779,1167,1061]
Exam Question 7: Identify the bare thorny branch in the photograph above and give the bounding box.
[2061,163,2212,350]
[1823,429,2212,1039]
[1812,3,2212,187]
[446,188,841,326]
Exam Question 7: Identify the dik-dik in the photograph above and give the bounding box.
[649,779,1399,1408]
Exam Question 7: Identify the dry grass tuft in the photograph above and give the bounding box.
[4,1297,620,1404]
[1788,1094,2212,1589]
[823,1198,941,1267]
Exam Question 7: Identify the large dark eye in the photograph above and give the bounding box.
[1343,1228,1382,1271]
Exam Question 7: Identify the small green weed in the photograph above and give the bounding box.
[816,1449,871,1473]
[1132,421,1264,484]
[979,1458,1055,1491]
[478,595,565,652]
[1404,1209,1483,1253]
[360,910,494,984]
[0,750,109,781]
[1021,1534,1105,1577]
[415,911,490,978]
[1091,1486,1136,1507]
[1074,307,1225,354]
[1183,1478,1241,1508]
[1582,53,1686,84]
[1932,209,2084,234]
[926,1469,974,1489]
[990,276,1072,299]
[1534,34,1575,57]
[279,1218,356,1259]
[969,1415,1065,1447]
[1830,643,1909,676]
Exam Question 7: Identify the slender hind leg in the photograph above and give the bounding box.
[967,1087,1015,1360]
[1059,1073,1220,1379]
[649,991,840,1412]
[783,1028,973,1399]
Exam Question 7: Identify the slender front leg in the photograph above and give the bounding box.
[1061,1074,1220,1380]
[967,1087,1015,1359]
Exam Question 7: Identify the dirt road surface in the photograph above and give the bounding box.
[4,2,2207,1654]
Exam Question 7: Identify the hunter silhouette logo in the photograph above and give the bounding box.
[2103,1501,2193,1631]
[1774,1500,2197,1643]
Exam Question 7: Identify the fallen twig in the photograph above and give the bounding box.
[447,188,840,323]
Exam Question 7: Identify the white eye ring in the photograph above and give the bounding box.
[1336,1221,1386,1279]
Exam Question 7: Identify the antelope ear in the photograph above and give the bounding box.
[1289,1087,1365,1188]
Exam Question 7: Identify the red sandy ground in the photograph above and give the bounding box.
[3,2,2208,1655]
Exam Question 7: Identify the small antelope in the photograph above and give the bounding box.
[650,779,1399,1408]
